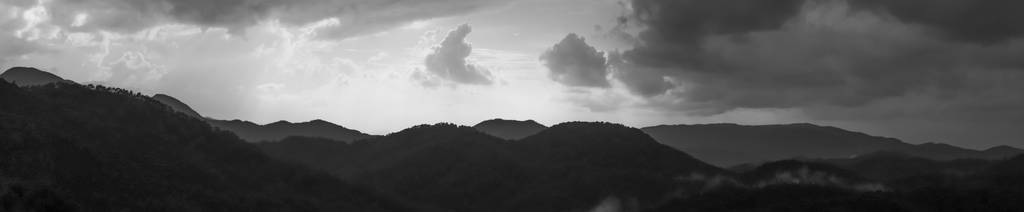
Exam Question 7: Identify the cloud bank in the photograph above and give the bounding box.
[7,0,502,38]
[594,0,1024,117]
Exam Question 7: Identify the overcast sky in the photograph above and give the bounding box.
[2,0,1023,149]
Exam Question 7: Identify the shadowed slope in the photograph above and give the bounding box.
[0,80,408,211]
[643,123,1023,166]
[152,94,203,118]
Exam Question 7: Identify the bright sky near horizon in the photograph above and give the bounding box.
[2,0,1024,149]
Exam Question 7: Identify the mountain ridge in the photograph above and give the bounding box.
[472,118,547,140]
[642,123,1023,167]
[0,78,409,211]
[260,121,724,211]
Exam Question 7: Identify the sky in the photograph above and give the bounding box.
[1,0,1023,149]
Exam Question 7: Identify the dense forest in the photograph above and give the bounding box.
[0,80,408,211]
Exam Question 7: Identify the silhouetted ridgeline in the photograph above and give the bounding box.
[0,79,408,211]
[472,118,547,140]
[149,91,372,143]
[260,122,724,211]
[643,123,1024,167]
[206,119,373,143]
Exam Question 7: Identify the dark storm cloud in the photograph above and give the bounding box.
[40,0,501,37]
[849,0,1024,44]
[423,24,492,85]
[630,0,804,45]
[611,0,1024,114]
[540,34,610,88]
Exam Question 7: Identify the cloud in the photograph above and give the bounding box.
[610,0,1024,115]
[848,0,1024,44]
[629,0,804,45]
[422,24,492,85]
[31,0,503,39]
[540,33,610,87]
[0,3,47,64]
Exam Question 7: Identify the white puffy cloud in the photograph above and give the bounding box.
[540,33,610,87]
[422,24,492,85]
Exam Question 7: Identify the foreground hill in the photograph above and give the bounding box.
[643,123,1023,166]
[260,122,723,212]
[472,119,547,140]
[0,79,407,211]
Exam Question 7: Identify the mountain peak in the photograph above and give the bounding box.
[528,122,656,146]
[151,94,203,118]
[473,118,547,140]
[1,67,72,87]
[268,120,293,125]
[308,119,332,124]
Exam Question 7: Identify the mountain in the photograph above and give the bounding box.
[207,119,372,142]
[151,94,203,118]
[145,92,371,143]
[0,79,408,211]
[472,118,547,140]
[642,123,1024,167]
[0,67,74,87]
[259,122,724,212]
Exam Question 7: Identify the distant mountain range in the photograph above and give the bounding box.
[642,123,1024,167]
[206,119,373,143]
[472,118,547,140]
[152,91,372,143]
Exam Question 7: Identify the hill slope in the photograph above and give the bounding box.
[0,79,407,211]
[145,91,371,143]
[0,67,73,87]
